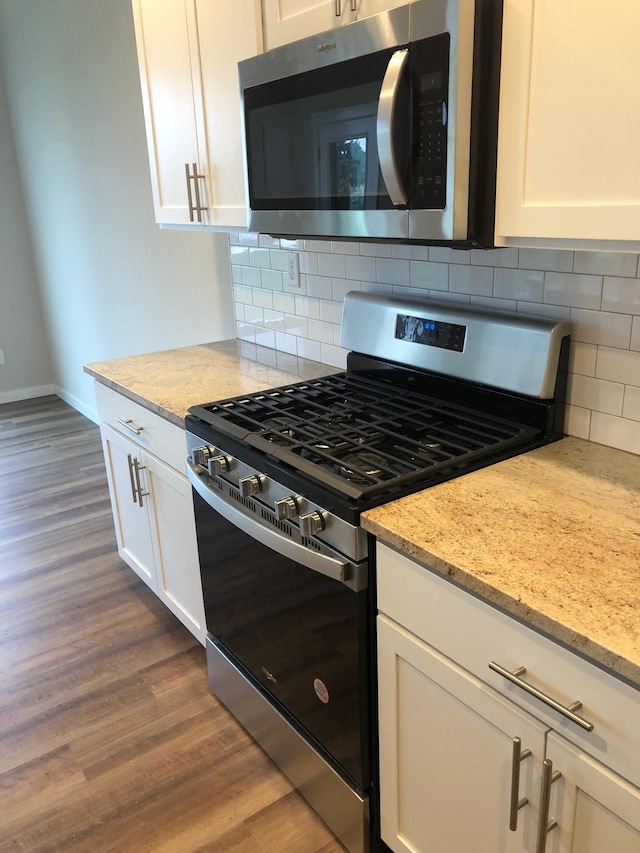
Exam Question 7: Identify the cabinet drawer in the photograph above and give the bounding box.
[94,383,186,472]
[377,543,640,788]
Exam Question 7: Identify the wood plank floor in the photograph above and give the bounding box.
[0,395,345,853]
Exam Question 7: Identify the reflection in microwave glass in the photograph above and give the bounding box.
[330,136,367,208]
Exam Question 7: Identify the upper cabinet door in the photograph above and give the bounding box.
[194,0,262,228]
[132,0,262,229]
[495,0,640,250]
[133,0,205,226]
[262,0,357,50]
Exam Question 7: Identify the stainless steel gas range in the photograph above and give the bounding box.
[185,292,570,853]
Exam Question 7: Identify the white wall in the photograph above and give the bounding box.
[0,65,52,402]
[230,234,640,457]
[0,0,235,420]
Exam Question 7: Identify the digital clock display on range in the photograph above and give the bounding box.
[395,313,466,352]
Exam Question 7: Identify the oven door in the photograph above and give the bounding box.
[188,465,371,790]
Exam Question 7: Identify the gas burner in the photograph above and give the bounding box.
[337,450,396,484]
[261,416,299,444]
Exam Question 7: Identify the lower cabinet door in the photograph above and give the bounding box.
[544,731,640,853]
[100,424,156,590]
[145,452,206,645]
[377,614,548,853]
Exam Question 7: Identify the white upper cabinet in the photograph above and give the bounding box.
[132,0,262,229]
[495,0,640,250]
[261,0,409,50]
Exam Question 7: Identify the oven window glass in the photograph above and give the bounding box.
[244,47,409,211]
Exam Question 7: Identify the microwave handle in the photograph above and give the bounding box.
[377,48,409,207]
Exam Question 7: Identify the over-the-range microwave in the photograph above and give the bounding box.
[238,0,503,247]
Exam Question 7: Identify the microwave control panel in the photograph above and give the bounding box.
[410,33,450,211]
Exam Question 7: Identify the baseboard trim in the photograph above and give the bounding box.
[0,384,55,405]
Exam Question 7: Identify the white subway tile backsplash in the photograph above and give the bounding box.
[573,251,639,277]
[544,272,602,310]
[429,246,470,264]
[623,387,640,422]
[345,254,376,282]
[319,300,343,324]
[449,264,493,296]
[241,266,262,287]
[567,374,624,416]
[376,257,411,286]
[260,268,284,290]
[263,308,285,332]
[273,291,296,314]
[249,247,271,268]
[308,318,334,344]
[410,260,449,290]
[564,404,591,440]
[601,276,640,314]
[228,235,640,456]
[295,295,320,319]
[470,248,518,268]
[590,412,640,455]
[284,313,308,337]
[596,346,640,387]
[320,342,348,369]
[252,289,274,309]
[519,248,573,272]
[570,308,632,348]
[318,252,347,278]
[274,330,298,354]
[494,267,544,302]
[569,342,597,377]
[299,252,319,275]
[296,337,322,362]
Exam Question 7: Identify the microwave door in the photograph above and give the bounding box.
[243,49,409,240]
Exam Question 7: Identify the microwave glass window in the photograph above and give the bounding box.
[244,48,407,211]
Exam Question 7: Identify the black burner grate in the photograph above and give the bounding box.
[189,373,541,500]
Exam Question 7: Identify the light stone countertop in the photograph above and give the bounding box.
[85,342,640,689]
[362,437,640,689]
[84,339,338,427]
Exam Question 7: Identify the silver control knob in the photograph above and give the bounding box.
[300,511,326,537]
[192,445,217,467]
[274,496,299,521]
[239,474,265,498]
[207,455,232,476]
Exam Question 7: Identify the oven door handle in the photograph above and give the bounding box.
[187,461,368,592]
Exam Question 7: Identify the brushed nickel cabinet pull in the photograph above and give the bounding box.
[536,758,561,853]
[191,161,205,223]
[127,453,139,505]
[185,162,196,222]
[509,736,532,831]
[132,458,149,509]
[489,662,595,732]
[335,0,341,14]
[117,417,143,436]
[351,0,357,9]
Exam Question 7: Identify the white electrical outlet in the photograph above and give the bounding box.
[286,252,300,289]
[0,349,5,366]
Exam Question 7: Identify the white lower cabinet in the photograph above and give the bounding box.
[377,615,546,852]
[96,384,206,645]
[544,733,640,853]
[376,543,640,853]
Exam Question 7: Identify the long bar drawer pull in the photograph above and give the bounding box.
[117,418,143,436]
[509,737,531,831]
[536,758,562,853]
[489,662,594,732]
